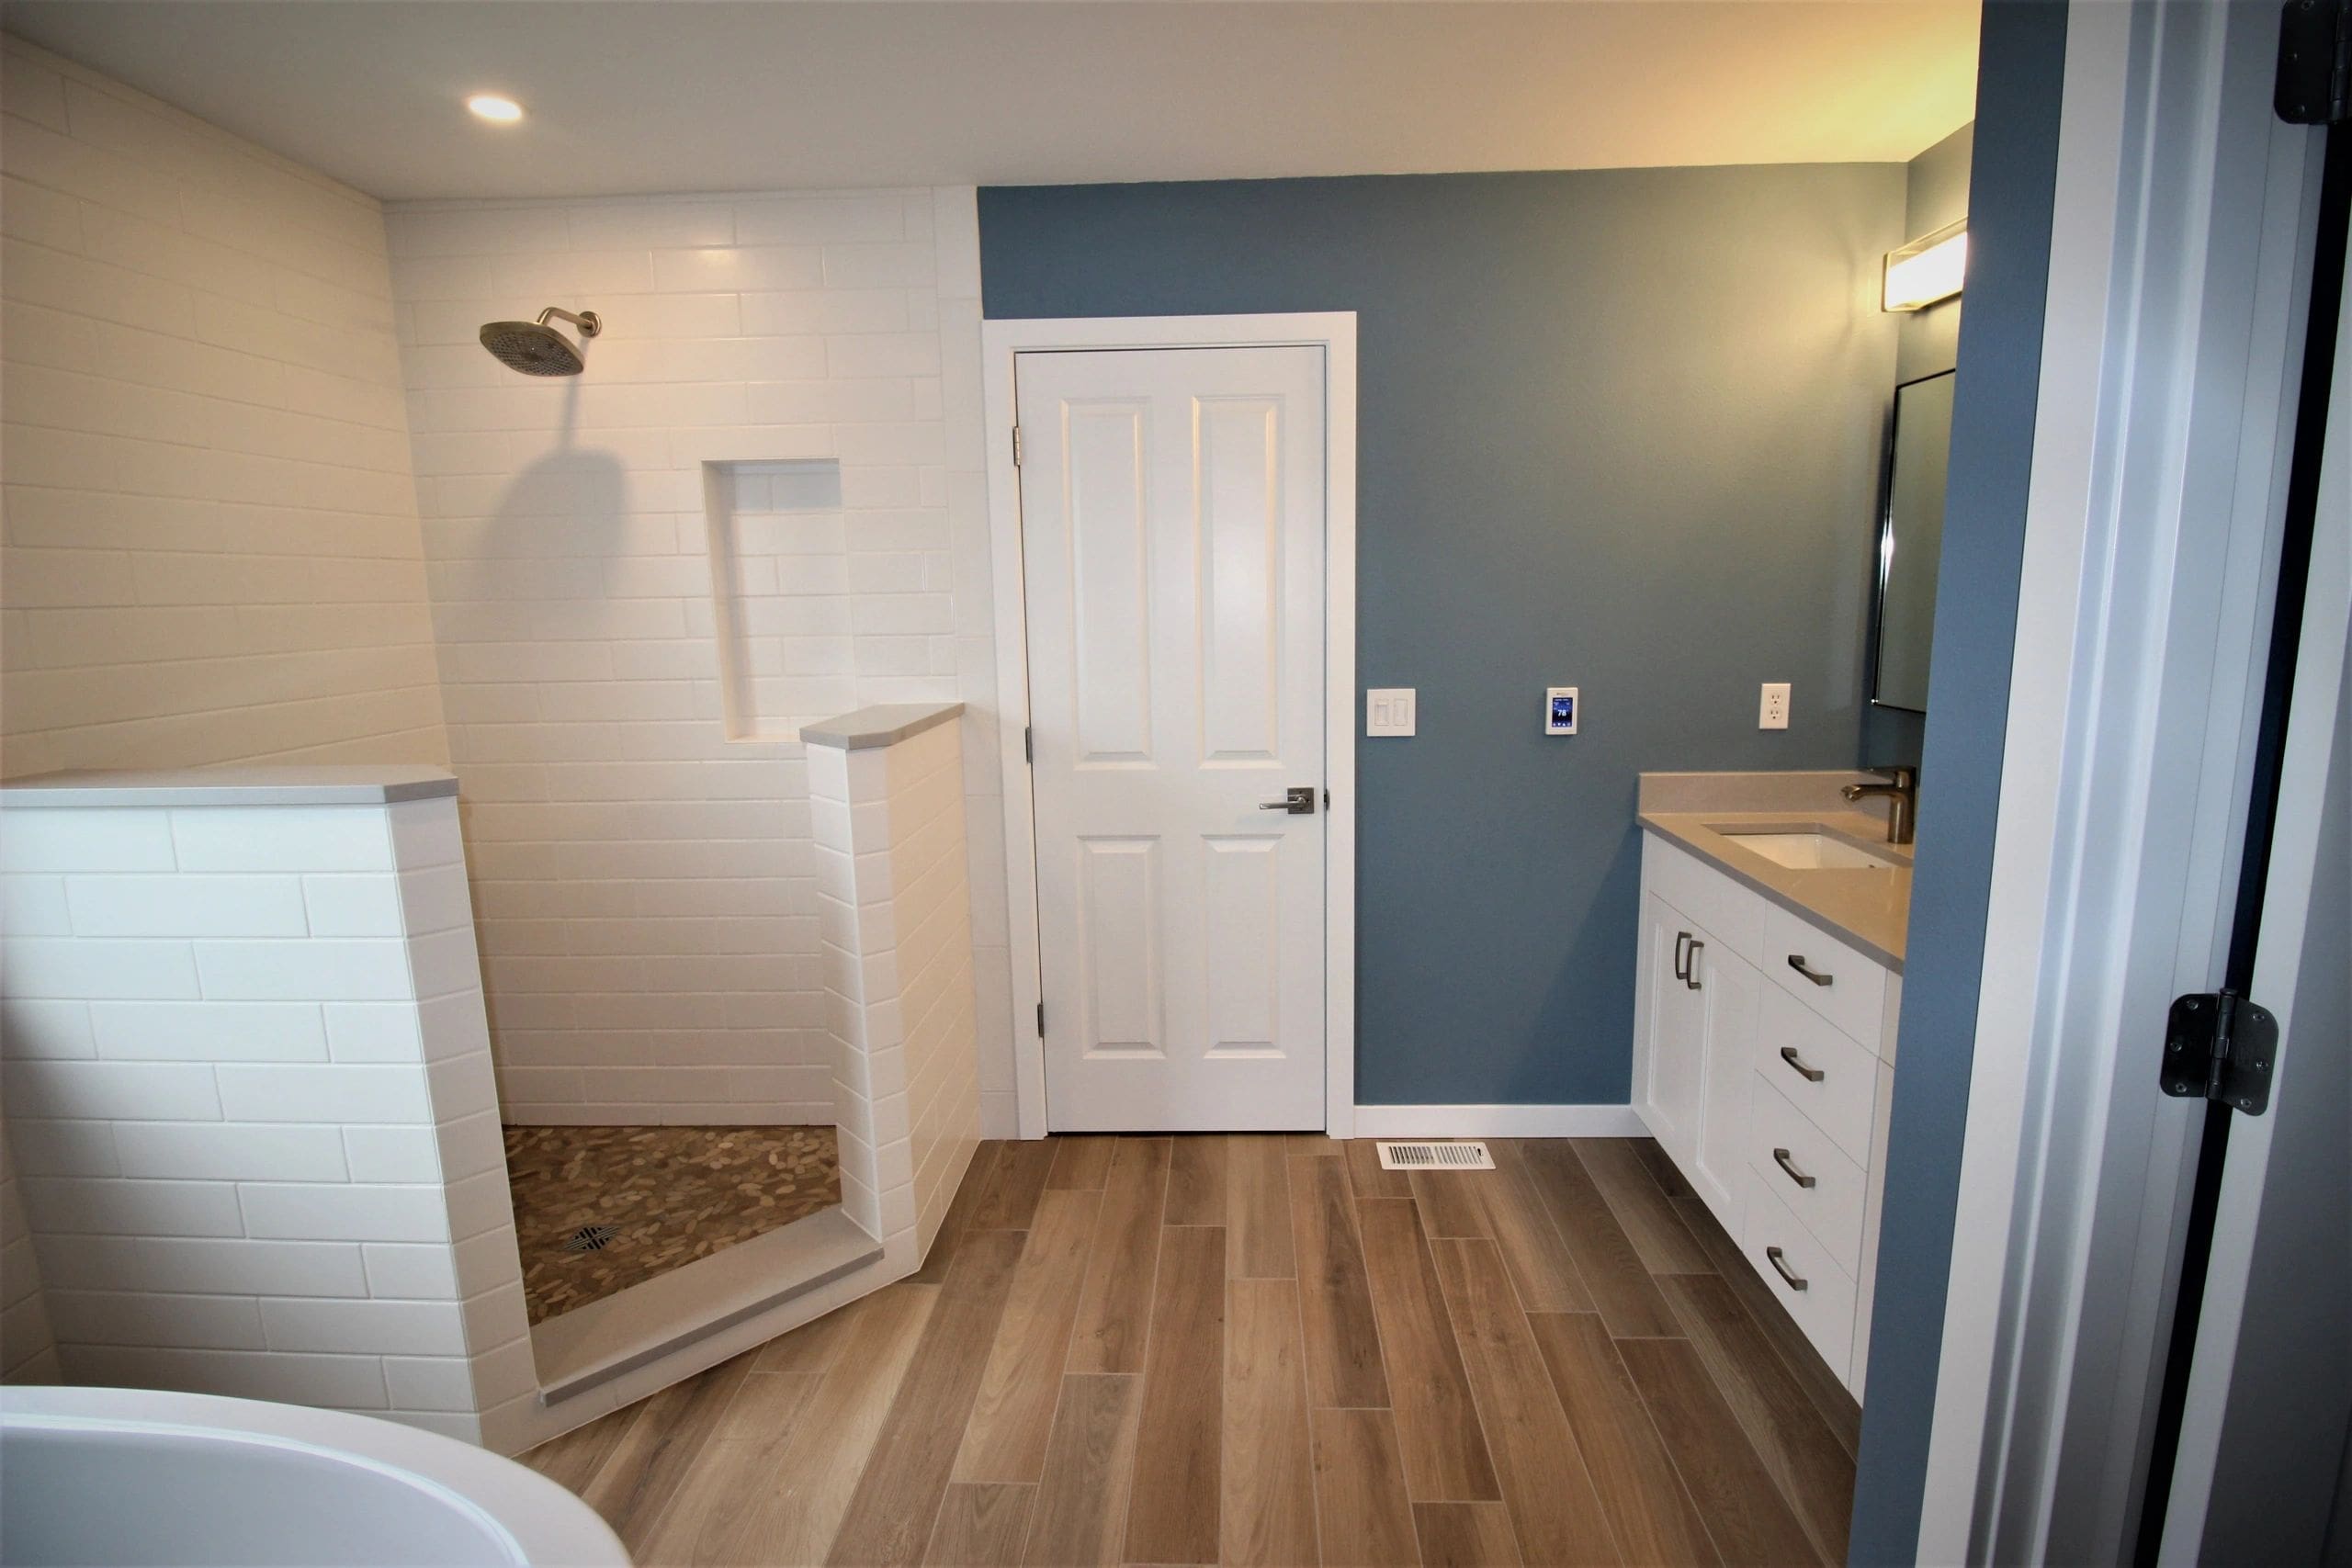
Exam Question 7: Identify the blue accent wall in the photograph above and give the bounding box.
[1849,2,2070,1559]
[981,164,1905,1105]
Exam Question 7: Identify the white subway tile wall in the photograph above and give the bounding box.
[0,44,1016,1436]
[384,188,1008,1128]
[0,797,531,1438]
[884,726,985,1248]
[0,39,450,779]
[806,718,981,1257]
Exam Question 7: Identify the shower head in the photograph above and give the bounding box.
[479,307,601,376]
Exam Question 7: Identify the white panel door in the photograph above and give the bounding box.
[1018,345,1326,1131]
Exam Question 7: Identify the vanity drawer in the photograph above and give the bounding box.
[1753,984,1880,1164]
[1762,900,1890,1051]
[1740,1166,1858,1379]
[1747,1071,1867,1275]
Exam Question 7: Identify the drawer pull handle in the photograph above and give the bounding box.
[1772,1147,1817,1189]
[1673,931,1691,982]
[1766,1246,1808,1292]
[1787,954,1834,987]
[1684,940,1703,990]
[1779,1046,1826,1083]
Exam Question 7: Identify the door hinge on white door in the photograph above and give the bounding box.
[1012,425,1023,467]
[1023,726,1033,763]
[1035,1001,1045,1037]
[2159,988,2280,1114]
[2275,0,2352,124]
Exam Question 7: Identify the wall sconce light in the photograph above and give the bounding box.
[1883,219,1967,311]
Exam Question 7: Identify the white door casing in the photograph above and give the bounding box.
[2155,222,2352,1564]
[1919,3,2330,1558]
[1017,344,1329,1131]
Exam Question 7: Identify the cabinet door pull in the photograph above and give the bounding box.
[1771,1147,1817,1189]
[1786,954,1834,987]
[1778,1046,1826,1083]
[1683,940,1703,990]
[1672,931,1690,982]
[1766,1246,1808,1292]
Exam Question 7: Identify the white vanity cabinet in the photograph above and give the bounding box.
[1633,831,1901,1396]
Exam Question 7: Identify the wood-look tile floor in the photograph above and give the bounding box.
[524,1135,1860,1566]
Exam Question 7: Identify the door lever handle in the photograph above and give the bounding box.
[1259,787,1317,815]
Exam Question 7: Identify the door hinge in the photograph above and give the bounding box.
[2277,0,2352,124]
[2159,988,2280,1114]
[1322,787,1330,811]
[1035,1001,1046,1037]
[1012,424,1023,467]
[1023,726,1033,763]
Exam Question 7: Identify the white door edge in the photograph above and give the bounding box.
[980,312,1360,1140]
[1918,3,2327,1560]
[2156,221,2352,1563]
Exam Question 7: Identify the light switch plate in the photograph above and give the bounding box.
[1366,688,1416,737]
[1759,682,1791,729]
[1545,687,1577,735]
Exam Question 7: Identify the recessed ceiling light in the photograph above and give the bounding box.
[467,95,524,124]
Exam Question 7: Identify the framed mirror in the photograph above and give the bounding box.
[1872,368,1955,712]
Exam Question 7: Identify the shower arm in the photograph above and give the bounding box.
[537,307,602,338]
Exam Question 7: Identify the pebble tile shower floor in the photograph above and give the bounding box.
[503,1124,842,1325]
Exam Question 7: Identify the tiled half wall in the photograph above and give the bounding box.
[806,704,983,1251]
[0,781,533,1438]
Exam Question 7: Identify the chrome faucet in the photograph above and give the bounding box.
[1844,766,1918,845]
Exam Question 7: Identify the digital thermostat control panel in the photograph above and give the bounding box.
[1545,687,1577,736]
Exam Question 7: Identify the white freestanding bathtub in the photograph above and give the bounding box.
[0,1387,628,1567]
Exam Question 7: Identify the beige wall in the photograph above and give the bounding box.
[0,39,447,778]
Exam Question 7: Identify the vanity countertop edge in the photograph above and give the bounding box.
[1636,778,1911,973]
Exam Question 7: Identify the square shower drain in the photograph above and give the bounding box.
[559,1224,618,1254]
[1375,1141,1495,1171]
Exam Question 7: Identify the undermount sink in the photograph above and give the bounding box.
[1721,829,1902,872]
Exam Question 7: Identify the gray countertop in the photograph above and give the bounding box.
[1635,772,1912,970]
[0,765,459,807]
[798,702,964,750]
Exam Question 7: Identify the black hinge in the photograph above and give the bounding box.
[1023,726,1033,763]
[1035,1001,1046,1037]
[2277,0,2352,124]
[2159,988,2280,1114]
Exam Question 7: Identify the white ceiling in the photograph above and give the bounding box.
[0,1,1980,203]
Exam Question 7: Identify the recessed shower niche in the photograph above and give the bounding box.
[704,458,853,741]
[704,456,963,741]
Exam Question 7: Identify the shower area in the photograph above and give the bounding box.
[389,186,989,1333]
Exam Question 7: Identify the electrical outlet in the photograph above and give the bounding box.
[1366,688,1416,737]
[1759,682,1791,730]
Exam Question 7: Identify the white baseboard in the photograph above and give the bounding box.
[1349,1103,1646,1139]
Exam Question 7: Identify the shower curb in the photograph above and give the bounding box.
[530,1206,882,1404]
